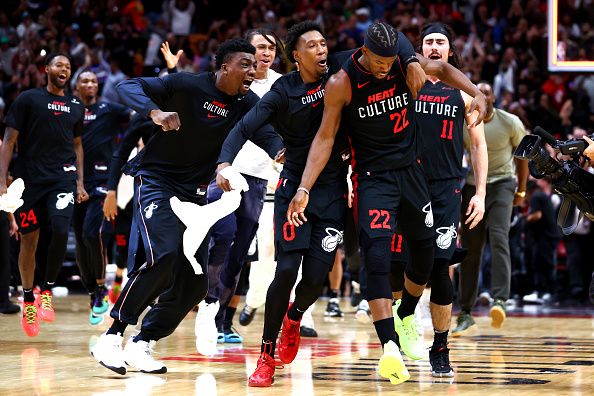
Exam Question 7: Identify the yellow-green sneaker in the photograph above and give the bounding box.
[393,300,425,360]
[378,340,410,384]
[490,299,506,329]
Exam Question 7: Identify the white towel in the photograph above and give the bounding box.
[170,167,248,275]
[0,178,25,213]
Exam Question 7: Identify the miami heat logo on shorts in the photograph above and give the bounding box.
[321,227,343,253]
[422,202,434,228]
[145,202,158,219]
[436,223,458,250]
[56,192,74,210]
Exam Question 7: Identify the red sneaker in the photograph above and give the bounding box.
[21,302,40,337]
[277,305,301,364]
[248,351,276,387]
[36,290,55,322]
[109,282,121,304]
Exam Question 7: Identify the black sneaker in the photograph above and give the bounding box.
[239,305,257,326]
[0,301,20,314]
[300,326,318,337]
[324,298,344,317]
[429,345,454,377]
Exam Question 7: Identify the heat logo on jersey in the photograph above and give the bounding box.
[436,223,458,250]
[358,85,409,118]
[48,101,71,115]
[203,100,229,118]
[415,94,460,117]
[302,83,325,106]
[56,192,74,210]
[63,164,77,172]
[422,202,434,228]
[321,227,343,253]
[145,202,158,219]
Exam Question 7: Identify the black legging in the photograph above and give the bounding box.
[45,215,71,285]
[262,249,334,355]
[73,201,109,292]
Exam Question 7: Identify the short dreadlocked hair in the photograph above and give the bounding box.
[215,38,256,70]
[285,21,324,63]
[364,22,399,57]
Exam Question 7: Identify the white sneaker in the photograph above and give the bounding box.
[522,292,543,304]
[122,336,167,374]
[195,300,219,356]
[478,291,494,306]
[91,333,127,375]
[355,299,372,324]
[301,304,316,329]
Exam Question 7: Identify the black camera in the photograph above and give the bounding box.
[514,126,594,234]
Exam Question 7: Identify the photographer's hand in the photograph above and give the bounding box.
[584,136,594,160]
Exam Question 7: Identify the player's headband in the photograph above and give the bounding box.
[364,23,399,57]
[421,23,452,43]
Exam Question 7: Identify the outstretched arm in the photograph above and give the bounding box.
[418,54,486,127]
[462,92,487,229]
[286,70,350,226]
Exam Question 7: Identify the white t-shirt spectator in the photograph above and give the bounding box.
[168,0,195,36]
[232,69,282,181]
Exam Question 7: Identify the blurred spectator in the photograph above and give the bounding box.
[522,178,560,304]
[166,0,195,37]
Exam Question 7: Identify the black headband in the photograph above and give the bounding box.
[421,23,452,43]
[364,23,399,57]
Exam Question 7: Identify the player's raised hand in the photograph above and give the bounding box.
[160,41,183,70]
[467,92,487,127]
[150,109,181,131]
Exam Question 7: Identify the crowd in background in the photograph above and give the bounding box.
[0,0,592,305]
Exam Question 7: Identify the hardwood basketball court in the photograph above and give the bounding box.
[1,295,593,395]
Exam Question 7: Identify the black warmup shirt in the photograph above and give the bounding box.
[115,72,283,188]
[218,69,351,184]
[106,114,157,191]
[5,88,84,183]
[341,48,415,172]
[82,101,131,188]
[414,81,465,180]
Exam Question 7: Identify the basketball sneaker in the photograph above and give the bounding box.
[195,300,219,356]
[355,299,372,324]
[490,299,506,328]
[393,300,425,360]
[223,326,243,343]
[89,295,103,326]
[239,305,257,326]
[324,297,343,317]
[123,337,167,374]
[93,286,109,315]
[91,333,127,375]
[452,311,476,337]
[278,305,301,364]
[36,290,55,322]
[248,343,277,387]
[300,305,317,337]
[429,344,454,377]
[109,282,122,304]
[21,302,40,337]
[378,340,410,384]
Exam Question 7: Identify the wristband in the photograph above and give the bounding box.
[404,55,420,66]
[297,187,310,195]
[515,191,526,198]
